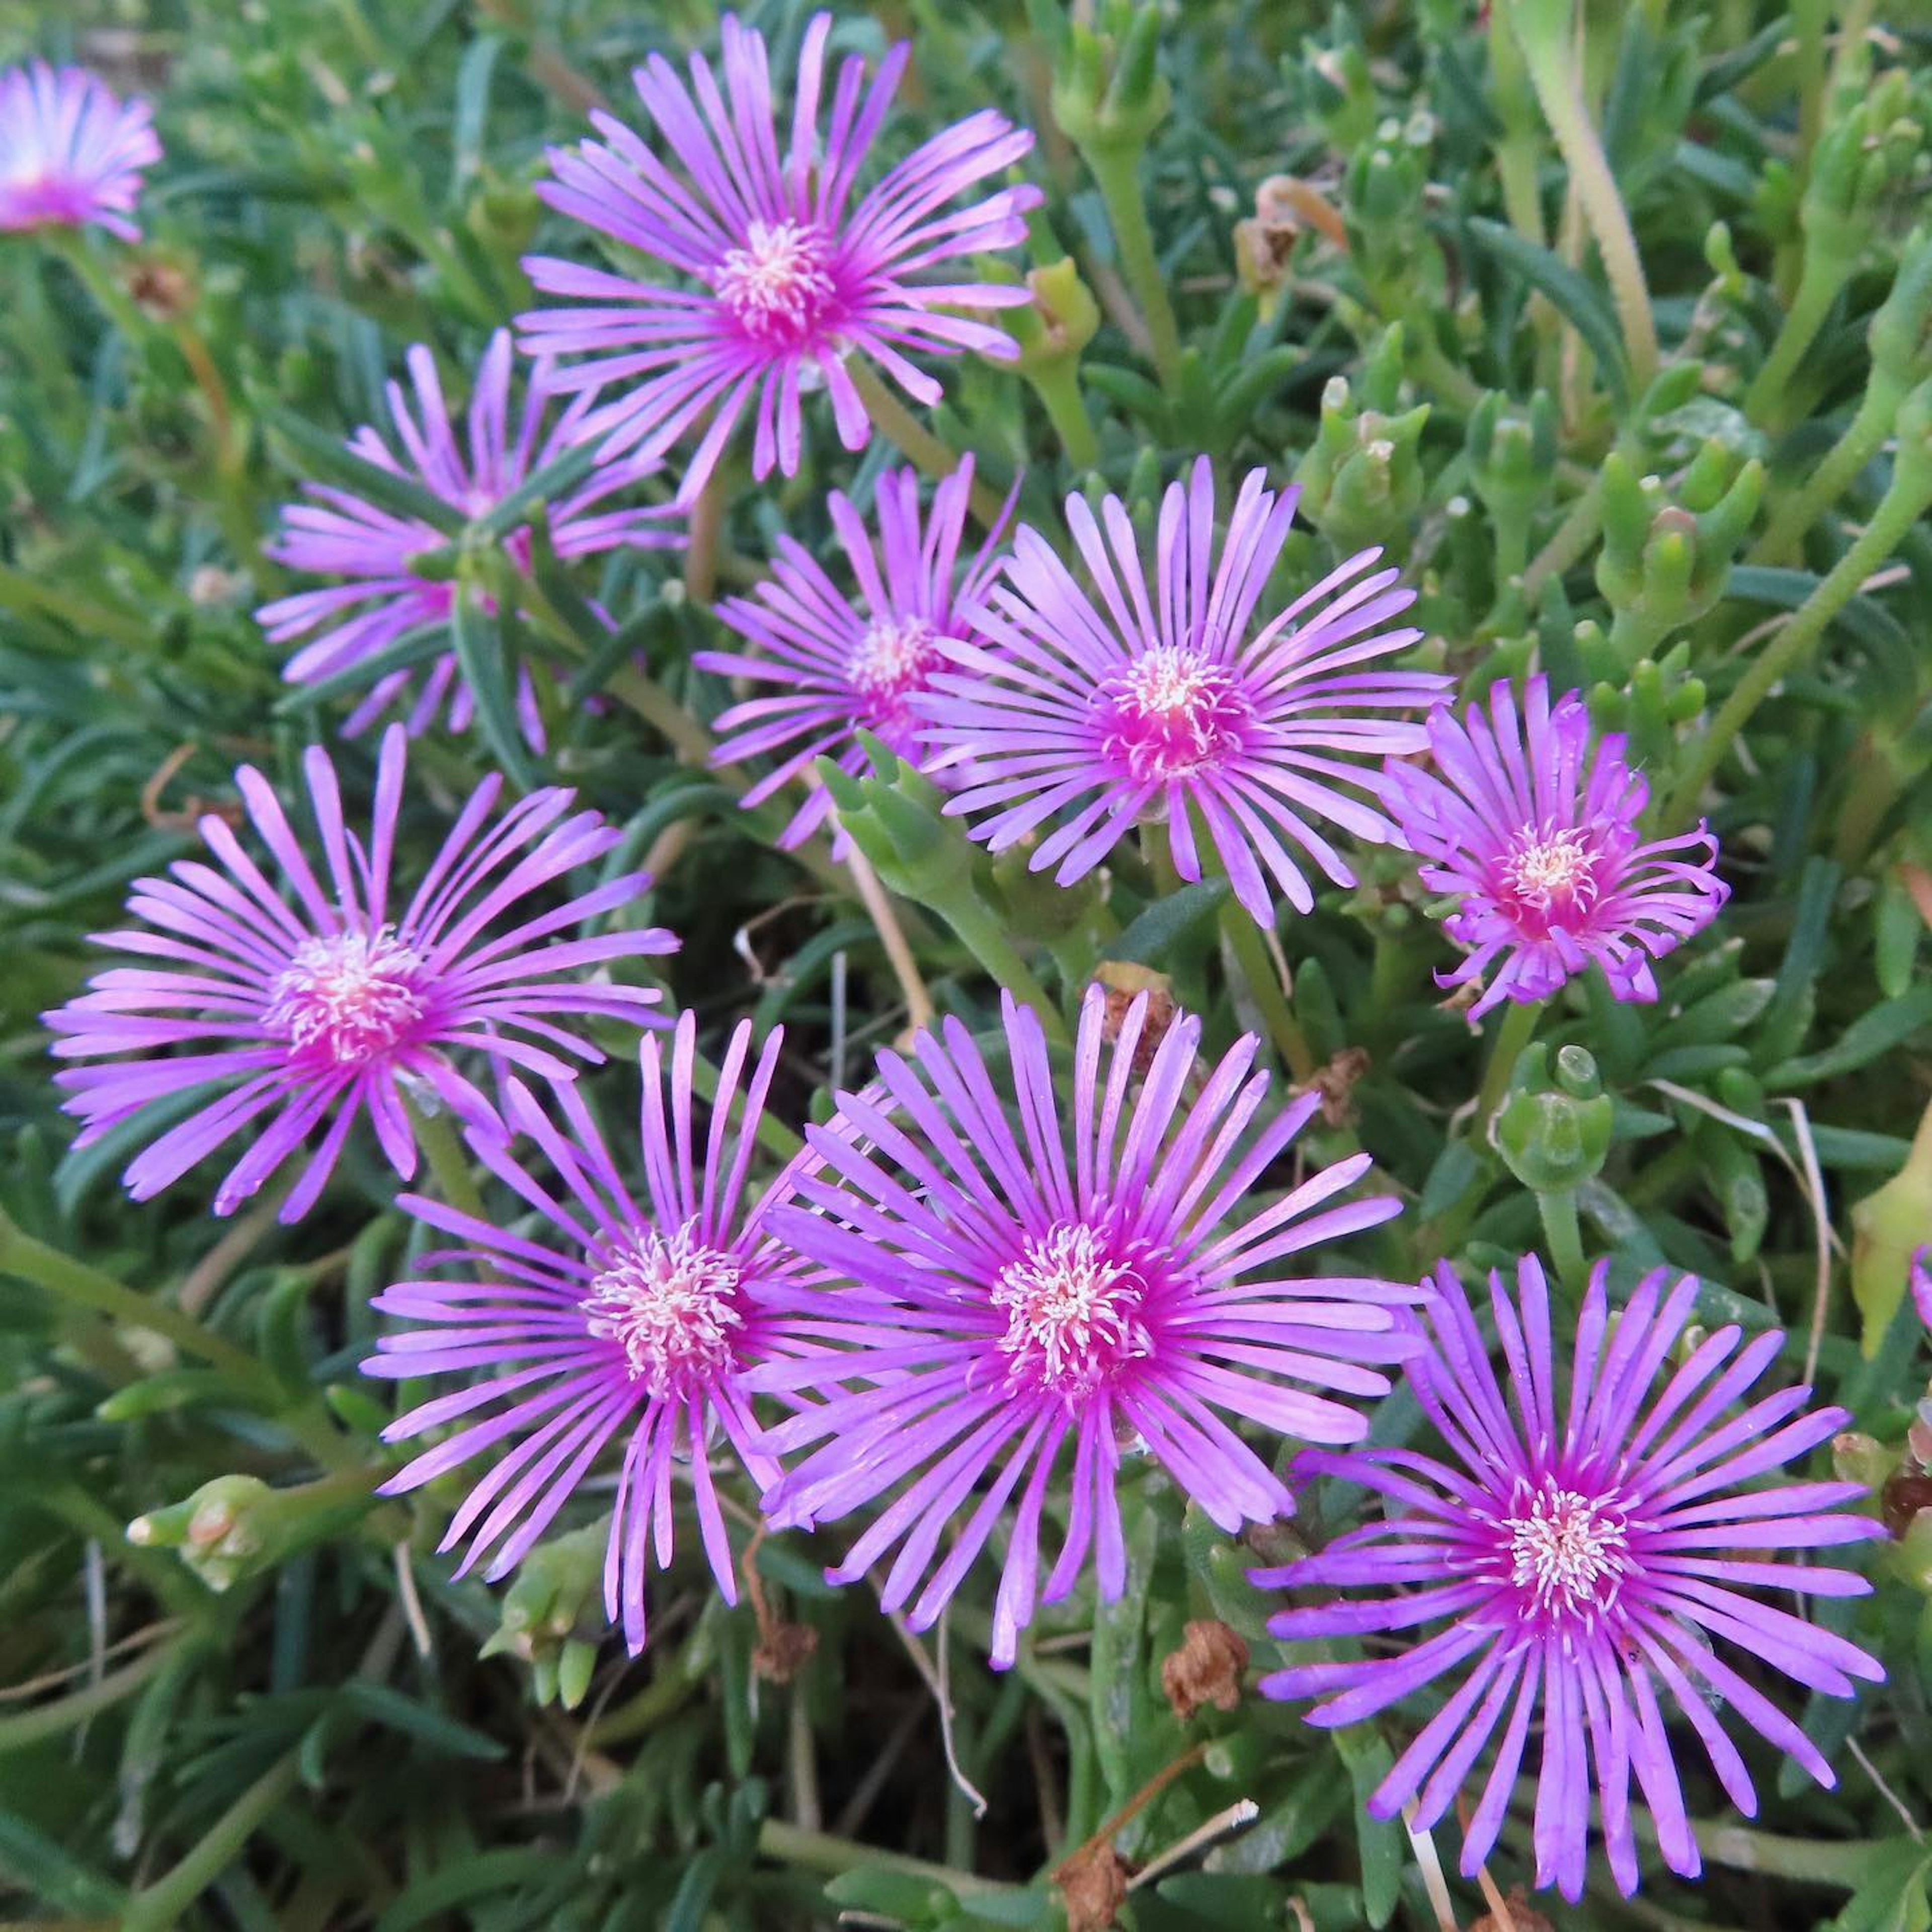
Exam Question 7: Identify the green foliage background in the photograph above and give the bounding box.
[3,1,1932,1927]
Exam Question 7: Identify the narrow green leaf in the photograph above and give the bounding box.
[1467,217,1628,399]
[263,407,467,535]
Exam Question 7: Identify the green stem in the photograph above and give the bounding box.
[44,229,150,344]
[1522,480,1601,599]
[122,1750,301,1932]
[936,890,1067,1042]
[1025,361,1101,469]
[601,660,720,767]
[407,1098,486,1223]
[1663,454,1932,827]
[844,361,1009,528]
[1743,245,1852,428]
[683,467,727,606]
[1220,904,1317,1083]
[1749,379,1898,565]
[1536,1187,1588,1297]
[756,1818,1007,1895]
[0,1210,262,1385]
[1086,149,1181,385]
[0,1640,183,1756]
[1506,0,1658,389]
[1475,999,1541,1134]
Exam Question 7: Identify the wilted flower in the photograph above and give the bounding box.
[919,458,1447,925]
[1259,1255,1884,1901]
[260,331,680,746]
[1384,676,1728,1017]
[46,726,676,1221]
[367,1016,815,1652]
[518,12,1039,504]
[752,985,1417,1666]
[0,63,159,241]
[696,459,1011,850]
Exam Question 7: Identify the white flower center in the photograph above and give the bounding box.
[991,1221,1154,1399]
[1503,1482,1630,1619]
[580,1221,745,1398]
[1501,825,1599,916]
[847,615,942,700]
[1099,646,1252,784]
[265,928,427,1066]
[715,218,838,344]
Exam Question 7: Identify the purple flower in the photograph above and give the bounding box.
[1914,1247,1932,1332]
[366,1016,815,1651]
[695,459,1011,850]
[0,63,159,240]
[918,459,1448,926]
[751,985,1418,1667]
[517,13,1039,505]
[45,725,677,1222]
[1258,1255,1884,1901]
[1384,676,1729,1017]
[259,331,681,747]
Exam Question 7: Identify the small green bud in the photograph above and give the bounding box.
[1050,4,1170,158]
[1493,1041,1615,1194]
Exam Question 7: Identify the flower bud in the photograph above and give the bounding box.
[1050,1,1171,160]
[1493,1043,1615,1194]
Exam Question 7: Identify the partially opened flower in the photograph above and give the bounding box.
[919,458,1448,925]
[752,985,1417,1667]
[0,63,160,241]
[260,331,680,747]
[366,1016,815,1651]
[696,460,1011,849]
[45,725,676,1222]
[1259,1256,1883,1901]
[1384,676,1728,1017]
[518,12,1039,504]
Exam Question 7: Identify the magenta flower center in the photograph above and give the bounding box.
[1097,647,1253,784]
[264,928,428,1067]
[715,218,840,346]
[581,1220,745,1398]
[1498,824,1602,928]
[991,1221,1155,1400]
[1496,1480,1630,1623]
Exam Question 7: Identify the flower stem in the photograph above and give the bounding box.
[1743,243,1851,428]
[1086,148,1181,385]
[406,1096,486,1223]
[844,361,1008,528]
[0,1639,184,1757]
[845,846,937,1036]
[683,467,727,606]
[1026,358,1101,470]
[121,1749,301,1932]
[1537,1186,1589,1298]
[0,1209,262,1385]
[1503,0,1658,389]
[1220,904,1317,1083]
[1663,435,1932,827]
[938,889,1068,1042]
[1475,999,1540,1135]
[1749,378,1897,565]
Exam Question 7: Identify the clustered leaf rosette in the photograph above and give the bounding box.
[696,458,1013,851]
[918,457,1452,926]
[260,331,682,747]
[1258,1256,1884,1900]
[746,985,1423,1666]
[518,11,1042,504]
[366,1015,822,1653]
[1384,675,1730,1016]
[45,725,677,1222]
[0,61,160,240]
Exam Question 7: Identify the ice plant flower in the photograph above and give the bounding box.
[259,331,680,746]
[919,458,1448,925]
[1384,675,1728,1017]
[696,460,1011,849]
[517,12,1040,504]
[1258,1256,1884,1901]
[751,985,1418,1667]
[365,1017,813,1651]
[0,63,160,240]
[45,725,677,1222]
